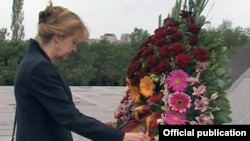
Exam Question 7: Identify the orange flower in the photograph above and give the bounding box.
[129,86,141,103]
[139,76,155,98]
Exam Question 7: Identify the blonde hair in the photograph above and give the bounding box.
[38,1,89,44]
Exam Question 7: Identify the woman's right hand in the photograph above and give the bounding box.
[123,132,151,141]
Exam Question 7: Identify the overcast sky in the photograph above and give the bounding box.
[0,0,249,40]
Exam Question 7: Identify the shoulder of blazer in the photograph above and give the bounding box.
[27,39,53,63]
[15,39,59,87]
[23,39,57,76]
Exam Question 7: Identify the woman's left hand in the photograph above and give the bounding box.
[103,121,117,128]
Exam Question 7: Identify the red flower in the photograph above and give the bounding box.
[188,35,199,46]
[157,59,171,73]
[142,105,151,113]
[175,53,193,68]
[154,38,166,46]
[192,48,210,62]
[130,60,142,72]
[180,10,193,18]
[146,55,158,68]
[159,45,171,58]
[148,92,164,104]
[154,27,168,38]
[130,75,140,86]
[187,17,195,24]
[138,46,147,57]
[150,66,161,75]
[141,47,154,57]
[150,112,162,129]
[165,27,179,35]
[164,18,180,27]
[138,69,148,80]
[146,35,157,44]
[188,24,201,34]
[169,43,185,55]
[170,31,183,42]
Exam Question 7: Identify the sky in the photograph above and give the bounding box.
[0,0,250,40]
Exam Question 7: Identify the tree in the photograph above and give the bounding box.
[218,20,233,31]
[244,27,250,38]
[217,20,249,56]
[0,28,9,41]
[130,28,150,48]
[11,0,25,41]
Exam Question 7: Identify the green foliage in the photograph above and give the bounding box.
[198,29,233,124]
[0,40,28,85]
[57,40,138,86]
[130,28,151,48]
[0,28,9,41]
[178,0,234,125]
[11,0,25,41]
[170,0,209,26]
[213,109,232,124]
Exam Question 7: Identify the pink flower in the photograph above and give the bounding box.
[168,91,191,113]
[192,84,206,97]
[194,96,209,112]
[196,61,210,72]
[195,114,214,125]
[188,121,198,125]
[165,110,187,125]
[209,93,219,102]
[166,69,189,92]
[187,72,201,85]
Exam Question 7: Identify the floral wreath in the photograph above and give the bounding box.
[114,0,232,140]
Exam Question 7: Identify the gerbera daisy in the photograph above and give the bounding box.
[166,69,188,92]
[165,110,187,125]
[139,76,155,97]
[168,91,191,113]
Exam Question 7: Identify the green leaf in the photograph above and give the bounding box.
[216,78,225,88]
[215,95,231,110]
[197,15,206,26]
[216,68,226,77]
[213,110,232,124]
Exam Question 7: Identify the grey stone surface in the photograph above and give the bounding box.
[227,68,250,124]
[227,41,250,82]
[1,67,250,140]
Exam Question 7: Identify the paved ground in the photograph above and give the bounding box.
[227,41,250,82]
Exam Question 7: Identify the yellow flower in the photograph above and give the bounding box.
[140,76,155,98]
[129,86,141,103]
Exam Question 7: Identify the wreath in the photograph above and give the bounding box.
[114,0,232,140]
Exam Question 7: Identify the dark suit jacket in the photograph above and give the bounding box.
[14,39,124,141]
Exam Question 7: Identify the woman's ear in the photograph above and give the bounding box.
[52,34,62,44]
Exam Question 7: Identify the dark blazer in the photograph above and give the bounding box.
[14,39,124,141]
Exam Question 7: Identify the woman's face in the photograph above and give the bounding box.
[55,33,82,61]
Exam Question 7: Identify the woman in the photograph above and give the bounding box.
[14,1,151,141]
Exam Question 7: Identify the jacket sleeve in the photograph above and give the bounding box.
[29,61,124,141]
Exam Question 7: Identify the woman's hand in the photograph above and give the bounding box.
[123,132,151,141]
[103,121,117,128]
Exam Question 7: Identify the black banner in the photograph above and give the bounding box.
[158,125,249,140]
